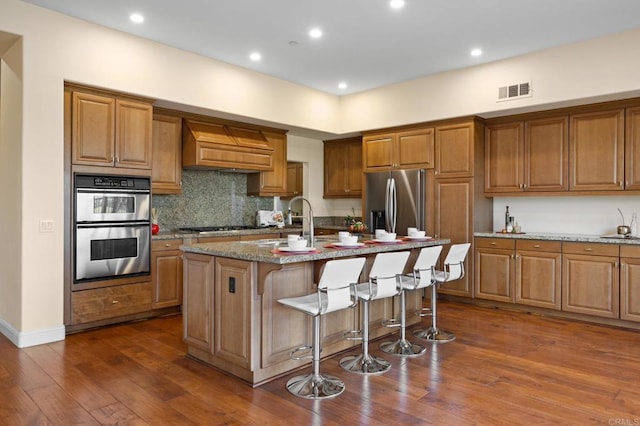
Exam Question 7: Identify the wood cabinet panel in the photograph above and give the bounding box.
[474,247,514,303]
[247,132,288,196]
[485,122,523,193]
[214,257,253,369]
[620,256,640,322]
[435,122,473,178]
[285,162,303,198]
[116,100,153,169]
[625,106,640,190]
[362,134,395,171]
[516,249,562,309]
[183,253,214,351]
[562,253,619,318]
[71,282,152,324]
[569,109,624,191]
[525,116,569,192]
[71,92,116,166]
[324,137,363,197]
[151,239,183,309]
[362,128,433,172]
[152,113,182,194]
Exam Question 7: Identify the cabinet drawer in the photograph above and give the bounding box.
[475,237,515,250]
[72,282,152,324]
[152,238,184,252]
[517,240,561,252]
[620,245,640,258]
[562,242,619,257]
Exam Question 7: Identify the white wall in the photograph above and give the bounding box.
[492,196,640,236]
[3,0,640,345]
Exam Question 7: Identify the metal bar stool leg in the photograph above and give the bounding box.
[339,300,391,374]
[286,315,346,399]
[413,284,455,342]
[380,290,426,356]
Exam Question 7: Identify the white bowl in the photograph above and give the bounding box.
[379,232,397,241]
[409,230,426,238]
[339,235,359,245]
[288,238,308,250]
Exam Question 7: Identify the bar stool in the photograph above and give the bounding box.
[379,245,442,356]
[277,257,366,399]
[413,243,470,343]
[340,251,410,375]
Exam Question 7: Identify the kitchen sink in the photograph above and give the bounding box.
[241,236,336,246]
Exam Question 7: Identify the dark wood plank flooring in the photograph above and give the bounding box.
[1,301,640,425]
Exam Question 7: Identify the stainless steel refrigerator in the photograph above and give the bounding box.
[365,169,426,234]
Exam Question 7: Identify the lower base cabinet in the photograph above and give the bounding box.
[621,245,640,321]
[151,239,183,309]
[562,242,619,319]
[71,282,152,324]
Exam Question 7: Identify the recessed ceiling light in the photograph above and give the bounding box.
[309,28,323,39]
[470,48,483,57]
[249,52,261,61]
[390,0,405,9]
[129,13,144,24]
[338,82,348,90]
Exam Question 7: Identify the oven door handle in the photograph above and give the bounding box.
[76,221,150,228]
[76,188,151,194]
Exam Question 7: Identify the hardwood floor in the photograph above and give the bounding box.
[1,300,639,425]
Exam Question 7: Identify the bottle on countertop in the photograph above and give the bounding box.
[504,206,510,231]
[631,213,638,237]
[286,208,293,226]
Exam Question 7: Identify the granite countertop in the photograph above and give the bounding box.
[474,232,640,245]
[152,226,303,240]
[181,236,451,264]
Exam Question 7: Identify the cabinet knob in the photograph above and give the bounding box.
[112,300,119,304]
[165,243,171,247]
[490,242,497,245]
[533,244,540,248]
[584,247,593,252]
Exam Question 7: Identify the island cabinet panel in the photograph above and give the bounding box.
[562,243,620,318]
[474,238,515,303]
[151,239,183,309]
[515,241,562,310]
[214,257,253,369]
[569,108,624,191]
[261,263,314,369]
[620,245,640,322]
[183,253,214,352]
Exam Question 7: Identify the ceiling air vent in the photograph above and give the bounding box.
[497,81,532,102]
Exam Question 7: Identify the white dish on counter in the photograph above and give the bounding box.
[372,239,403,244]
[405,235,432,240]
[278,247,317,253]
[333,242,366,248]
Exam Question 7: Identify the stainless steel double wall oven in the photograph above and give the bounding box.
[74,174,151,283]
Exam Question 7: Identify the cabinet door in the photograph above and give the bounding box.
[525,116,569,192]
[214,257,252,369]
[324,142,349,197]
[286,162,303,198]
[363,134,395,171]
[115,99,153,169]
[345,140,363,195]
[434,178,473,296]
[183,253,214,352]
[397,128,435,169]
[620,256,640,322]
[562,253,619,318]
[485,122,524,193]
[435,122,474,178]
[474,247,514,302]
[152,114,182,194]
[247,132,288,196]
[515,250,561,309]
[72,91,116,166]
[151,242,183,309]
[569,109,624,191]
[625,106,640,190]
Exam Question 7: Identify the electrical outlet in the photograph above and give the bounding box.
[229,277,236,293]
[39,219,54,233]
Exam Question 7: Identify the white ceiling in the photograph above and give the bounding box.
[21,0,640,95]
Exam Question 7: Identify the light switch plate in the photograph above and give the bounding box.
[39,219,54,233]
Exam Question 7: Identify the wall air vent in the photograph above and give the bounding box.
[497,81,532,102]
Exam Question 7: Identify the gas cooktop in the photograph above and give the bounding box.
[179,225,265,233]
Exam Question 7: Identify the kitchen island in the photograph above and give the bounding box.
[180,235,450,386]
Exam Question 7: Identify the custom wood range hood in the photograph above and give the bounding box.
[182,118,277,172]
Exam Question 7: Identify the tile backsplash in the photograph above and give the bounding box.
[151,169,273,230]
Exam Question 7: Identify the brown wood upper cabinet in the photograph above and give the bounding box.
[151,113,182,194]
[324,137,363,198]
[362,127,434,172]
[485,115,569,193]
[70,89,153,169]
[625,106,640,190]
[246,132,288,196]
[284,161,303,199]
[570,108,624,191]
[435,122,476,178]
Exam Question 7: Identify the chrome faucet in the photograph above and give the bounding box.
[289,195,314,247]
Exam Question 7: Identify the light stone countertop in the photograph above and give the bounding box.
[152,226,302,240]
[474,232,640,245]
[181,236,451,264]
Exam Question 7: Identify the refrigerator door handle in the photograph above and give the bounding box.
[386,178,397,233]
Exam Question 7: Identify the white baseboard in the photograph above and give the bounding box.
[0,317,65,348]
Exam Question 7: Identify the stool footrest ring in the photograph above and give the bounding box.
[343,330,362,341]
[289,345,314,360]
[381,318,401,328]
[415,307,433,318]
